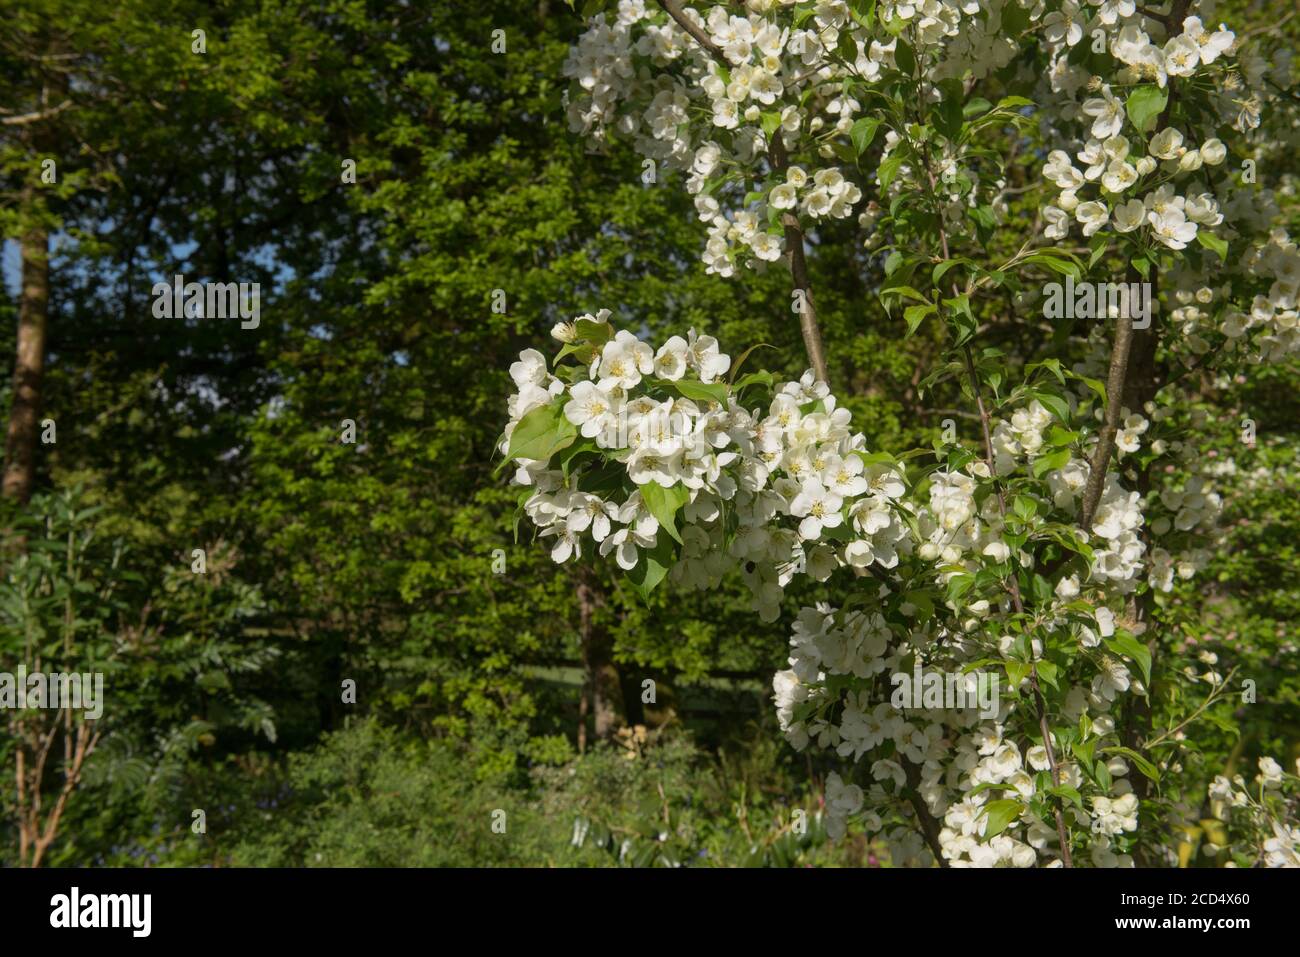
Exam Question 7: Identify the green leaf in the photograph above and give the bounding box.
[933,259,963,286]
[1032,448,1072,479]
[1029,572,1054,605]
[979,799,1023,841]
[937,99,963,141]
[1095,758,1113,792]
[945,573,976,605]
[946,292,976,344]
[1004,660,1031,689]
[881,284,930,305]
[555,341,598,365]
[1104,634,1152,686]
[1046,784,1083,809]
[964,781,1010,797]
[850,117,882,155]
[1125,84,1168,134]
[904,302,936,336]
[1025,252,1081,280]
[836,29,857,63]
[894,39,916,75]
[1088,236,1109,269]
[502,402,574,467]
[573,317,613,344]
[632,841,659,867]
[1196,230,1228,261]
[558,437,600,478]
[1001,2,1030,33]
[733,370,776,395]
[878,153,904,191]
[903,589,934,622]
[639,480,691,545]
[1101,745,1161,783]
[848,0,876,29]
[798,398,827,416]
[729,342,775,384]
[1032,356,1067,386]
[627,534,677,601]
[1076,373,1108,408]
[935,81,964,141]
[968,204,997,245]
[657,378,730,406]
[577,461,625,499]
[1030,389,1070,424]
[945,292,973,320]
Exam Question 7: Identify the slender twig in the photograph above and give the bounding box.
[1144,666,1238,751]
[1240,9,1295,40]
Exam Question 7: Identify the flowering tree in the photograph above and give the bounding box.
[501,0,1298,866]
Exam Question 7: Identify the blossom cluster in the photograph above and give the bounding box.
[565,2,1294,368]
[501,317,910,620]
[563,1,899,275]
[767,395,1164,862]
[1036,16,1242,249]
[771,587,1154,865]
[1205,757,1300,867]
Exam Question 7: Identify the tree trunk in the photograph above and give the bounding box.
[577,571,624,744]
[3,222,50,504]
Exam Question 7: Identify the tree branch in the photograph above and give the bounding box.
[0,100,73,126]
[770,131,830,384]
[904,761,949,867]
[1078,309,1135,530]
[656,0,727,66]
